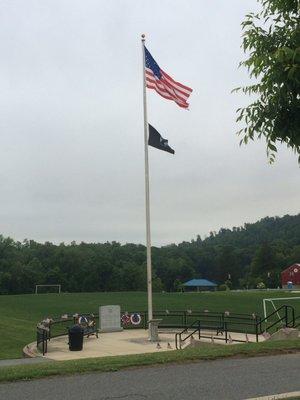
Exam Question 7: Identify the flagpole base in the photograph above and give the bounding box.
[148,319,162,342]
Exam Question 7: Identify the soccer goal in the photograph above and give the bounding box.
[35,284,61,294]
[263,297,300,321]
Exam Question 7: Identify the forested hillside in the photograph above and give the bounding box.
[0,214,299,294]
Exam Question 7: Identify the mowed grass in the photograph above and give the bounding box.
[0,290,299,359]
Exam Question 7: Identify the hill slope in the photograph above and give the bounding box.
[0,213,299,293]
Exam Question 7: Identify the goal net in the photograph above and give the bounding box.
[263,297,300,324]
[35,284,61,294]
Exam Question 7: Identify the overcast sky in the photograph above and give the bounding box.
[0,0,299,246]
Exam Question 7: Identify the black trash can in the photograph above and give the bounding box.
[68,325,84,351]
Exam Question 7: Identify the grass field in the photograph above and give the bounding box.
[0,290,299,360]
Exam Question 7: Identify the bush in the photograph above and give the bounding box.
[218,284,229,291]
[256,282,266,289]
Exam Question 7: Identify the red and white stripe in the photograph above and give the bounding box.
[145,68,193,108]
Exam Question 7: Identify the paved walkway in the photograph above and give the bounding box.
[0,354,299,399]
[0,358,51,368]
[39,330,176,360]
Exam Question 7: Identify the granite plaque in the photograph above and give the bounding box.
[99,305,122,332]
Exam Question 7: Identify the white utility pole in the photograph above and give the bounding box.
[141,34,153,326]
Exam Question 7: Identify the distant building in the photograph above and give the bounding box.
[182,279,217,292]
[281,263,300,289]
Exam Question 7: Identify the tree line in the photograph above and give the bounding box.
[0,214,299,294]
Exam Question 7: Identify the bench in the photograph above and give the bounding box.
[74,314,99,338]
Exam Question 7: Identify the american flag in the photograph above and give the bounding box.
[144,46,193,109]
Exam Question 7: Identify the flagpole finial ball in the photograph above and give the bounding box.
[141,34,145,40]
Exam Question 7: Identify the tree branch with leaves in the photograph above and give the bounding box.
[235,0,300,162]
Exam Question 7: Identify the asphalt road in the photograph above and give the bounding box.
[0,354,299,400]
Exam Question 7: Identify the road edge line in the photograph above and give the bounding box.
[245,390,300,400]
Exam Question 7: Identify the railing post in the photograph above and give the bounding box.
[222,312,225,331]
[144,311,147,329]
[257,315,261,334]
[184,311,187,327]
[225,322,228,343]
[255,322,258,343]
[43,330,46,355]
[198,321,201,339]
[284,306,288,327]
[286,306,295,328]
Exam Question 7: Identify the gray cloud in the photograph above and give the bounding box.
[0,0,299,245]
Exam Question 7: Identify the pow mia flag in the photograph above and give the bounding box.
[148,124,175,154]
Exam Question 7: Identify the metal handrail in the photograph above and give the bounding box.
[293,315,300,328]
[36,326,48,355]
[39,307,290,355]
[175,319,234,349]
[257,305,295,333]
[175,320,201,349]
[37,309,260,335]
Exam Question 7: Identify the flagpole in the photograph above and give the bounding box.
[141,34,153,329]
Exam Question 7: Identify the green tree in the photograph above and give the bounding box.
[215,245,241,286]
[0,272,12,294]
[251,243,275,275]
[120,262,146,291]
[288,245,300,264]
[0,214,299,294]
[235,0,300,162]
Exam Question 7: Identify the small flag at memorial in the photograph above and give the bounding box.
[144,46,193,108]
[148,124,175,154]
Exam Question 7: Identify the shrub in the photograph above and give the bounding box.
[257,282,266,289]
[218,284,229,291]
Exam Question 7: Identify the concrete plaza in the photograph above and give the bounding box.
[25,329,265,361]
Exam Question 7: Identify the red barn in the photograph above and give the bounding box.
[281,263,300,289]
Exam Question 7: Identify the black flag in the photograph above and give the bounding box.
[148,124,175,154]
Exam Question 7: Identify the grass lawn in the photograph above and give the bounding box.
[0,290,299,359]
[0,339,299,383]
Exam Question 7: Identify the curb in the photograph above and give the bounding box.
[22,342,41,358]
